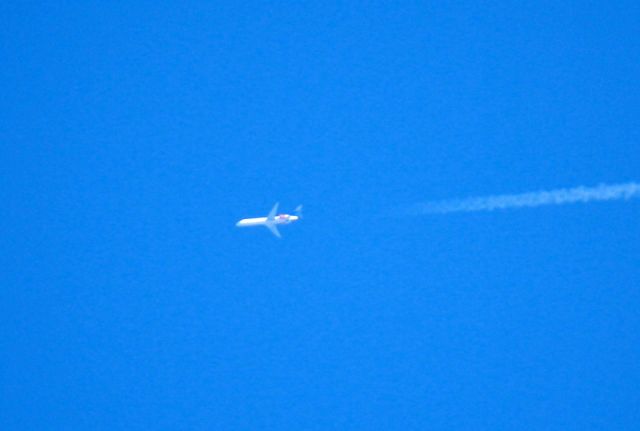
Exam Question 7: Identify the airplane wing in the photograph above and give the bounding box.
[265,222,281,238]
[267,202,279,222]
[265,203,281,237]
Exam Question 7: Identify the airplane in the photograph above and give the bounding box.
[235,203,302,238]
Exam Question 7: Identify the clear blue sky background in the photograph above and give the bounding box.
[2,2,639,429]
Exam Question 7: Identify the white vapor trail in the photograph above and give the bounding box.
[410,182,640,215]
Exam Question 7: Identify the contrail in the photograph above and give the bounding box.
[410,182,640,215]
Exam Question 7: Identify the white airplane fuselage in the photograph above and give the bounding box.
[235,203,302,238]
[236,214,299,227]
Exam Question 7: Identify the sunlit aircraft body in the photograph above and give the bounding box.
[236,203,302,238]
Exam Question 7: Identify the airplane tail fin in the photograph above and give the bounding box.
[295,205,303,219]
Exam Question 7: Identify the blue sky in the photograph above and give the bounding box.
[2,2,639,429]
